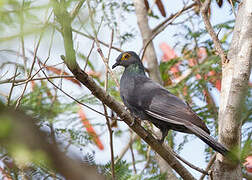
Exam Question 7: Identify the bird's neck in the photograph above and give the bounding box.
[124,63,145,76]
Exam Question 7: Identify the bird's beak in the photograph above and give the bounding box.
[112,61,120,69]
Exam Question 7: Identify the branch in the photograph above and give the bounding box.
[171,149,209,175]
[70,0,85,21]
[199,0,229,64]
[152,2,196,34]
[199,153,216,180]
[115,133,138,163]
[72,28,123,53]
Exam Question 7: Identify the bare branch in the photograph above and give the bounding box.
[15,34,43,109]
[152,2,196,34]
[171,149,209,175]
[199,153,216,180]
[199,0,229,64]
[115,133,138,163]
[72,28,123,53]
[7,66,18,106]
[70,0,85,21]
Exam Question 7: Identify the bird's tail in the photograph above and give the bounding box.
[187,124,228,156]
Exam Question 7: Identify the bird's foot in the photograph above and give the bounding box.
[158,138,164,145]
[130,118,135,126]
[130,115,141,127]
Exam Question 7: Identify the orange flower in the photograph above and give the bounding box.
[78,105,104,150]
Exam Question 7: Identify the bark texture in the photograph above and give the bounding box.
[213,0,252,179]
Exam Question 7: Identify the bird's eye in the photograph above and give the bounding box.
[122,53,131,61]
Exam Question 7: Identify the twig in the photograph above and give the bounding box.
[102,28,116,180]
[199,0,229,64]
[115,134,138,163]
[20,0,27,76]
[152,2,196,33]
[141,2,195,62]
[72,28,123,52]
[84,40,95,71]
[88,3,116,177]
[7,66,18,106]
[228,0,237,17]
[15,34,43,109]
[87,12,120,88]
[0,73,21,84]
[129,131,137,174]
[171,148,209,175]
[40,64,115,121]
[242,108,252,125]
[70,0,85,21]
[140,145,151,174]
[2,75,74,84]
[199,153,216,180]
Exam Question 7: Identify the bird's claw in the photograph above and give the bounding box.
[130,115,141,127]
[130,118,135,126]
[158,139,164,145]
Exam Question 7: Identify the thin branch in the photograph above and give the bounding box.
[129,131,137,174]
[40,65,115,121]
[7,66,18,106]
[1,75,74,84]
[199,153,216,180]
[115,133,138,163]
[103,29,116,180]
[20,0,27,76]
[199,0,229,64]
[70,0,85,21]
[242,108,252,125]
[15,34,43,109]
[84,40,95,71]
[72,28,123,53]
[228,0,237,17]
[170,148,209,175]
[152,2,196,33]
[141,2,195,62]
[140,145,151,175]
[88,3,116,177]
[87,15,120,88]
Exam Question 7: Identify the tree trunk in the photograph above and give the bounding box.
[133,1,178,179]
[213,0,252,179]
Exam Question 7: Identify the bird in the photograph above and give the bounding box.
[112,51,229,156]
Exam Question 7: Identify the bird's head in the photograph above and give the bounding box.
[112,51,141,69]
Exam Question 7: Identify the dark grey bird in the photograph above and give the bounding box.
[112,51,228,156]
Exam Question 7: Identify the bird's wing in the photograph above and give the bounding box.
[129,76,229,155]
[132,77,210,134]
